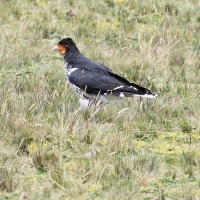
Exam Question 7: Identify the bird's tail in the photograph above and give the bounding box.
[111,84,158,98]
[106,71,157,98]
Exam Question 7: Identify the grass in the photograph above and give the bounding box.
[0,0,200,199]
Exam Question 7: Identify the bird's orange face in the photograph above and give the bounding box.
[53,44,68,54]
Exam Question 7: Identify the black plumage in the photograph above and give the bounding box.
[53,38,157,109]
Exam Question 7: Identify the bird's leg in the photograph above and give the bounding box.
[79,98,90,110]
[88,98,96,108]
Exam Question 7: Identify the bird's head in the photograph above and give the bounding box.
[53,38,77,54]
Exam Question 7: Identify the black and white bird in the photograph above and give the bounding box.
[53,38,157,109]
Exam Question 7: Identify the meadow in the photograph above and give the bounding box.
[0,0,200,199]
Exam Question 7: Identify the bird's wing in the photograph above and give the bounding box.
[68,67,119,94]
[67,64,156,98]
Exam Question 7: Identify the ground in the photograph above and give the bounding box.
[0,0,200,199]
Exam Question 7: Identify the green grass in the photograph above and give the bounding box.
[0,0,200,199]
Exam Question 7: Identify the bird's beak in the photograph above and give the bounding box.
[52,45,59,51]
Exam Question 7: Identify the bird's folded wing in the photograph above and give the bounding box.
[67,68,154,97]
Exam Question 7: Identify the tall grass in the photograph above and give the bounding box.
[0,0,200,199]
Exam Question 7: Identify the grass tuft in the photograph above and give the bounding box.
[0,0,200,199]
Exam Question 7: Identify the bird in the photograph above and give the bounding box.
[53,38,157,110]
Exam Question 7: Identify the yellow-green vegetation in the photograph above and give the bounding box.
[0,0,200,199]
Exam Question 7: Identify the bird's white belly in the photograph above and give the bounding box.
[68,81,83,98]
[98,94,121,104]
